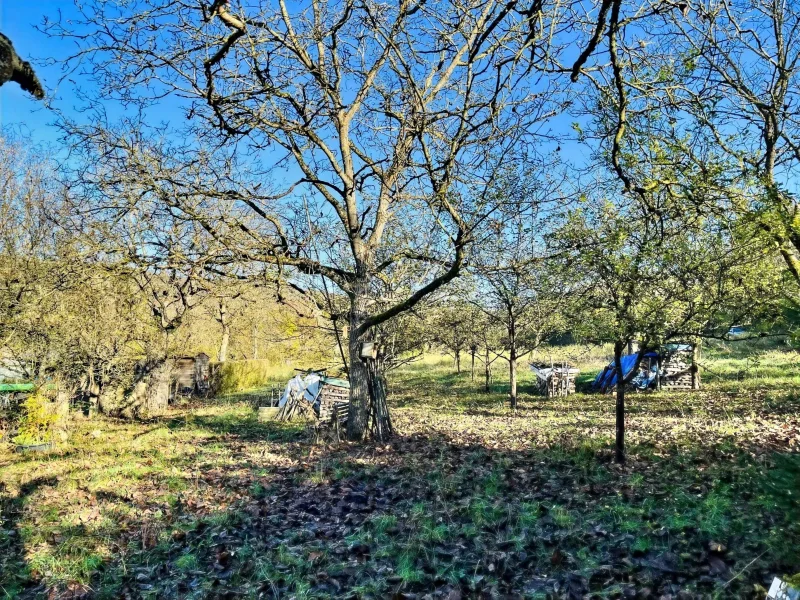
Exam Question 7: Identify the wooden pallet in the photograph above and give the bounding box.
[314,401,350,443]
[318,385,349,421]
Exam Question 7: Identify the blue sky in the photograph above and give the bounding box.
[0,1,76,141]
[0,1,191,146]
[1,2,586,154]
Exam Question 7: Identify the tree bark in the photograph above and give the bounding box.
[218,324,230,363]
[613,340,626,464]
[508,309,517,409]
[455,349,461,373]
[471,346,476,382]
[484,347,492,392]
[347,288,371,441]
[509,350,518,410]
[345,271,393,441]
[691,342,700,390]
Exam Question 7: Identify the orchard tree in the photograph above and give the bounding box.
[568,0,800,307]
[51,0,572,440]
[557,193,782,463]
[472,263,568,409]
[663,0,800,297]
[470,169,571,409]
[431,299,479,374]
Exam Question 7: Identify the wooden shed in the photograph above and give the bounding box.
[172,353,211,395]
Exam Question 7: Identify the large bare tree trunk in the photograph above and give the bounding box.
[347,281,371,441]
[346,273,393,441]
[614,341,626,464]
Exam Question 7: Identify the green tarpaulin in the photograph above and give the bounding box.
[0,383,35,393]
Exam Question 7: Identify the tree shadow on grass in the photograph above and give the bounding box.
[1,475,62,598]
[3,400,800,599]
[163,412,307,443]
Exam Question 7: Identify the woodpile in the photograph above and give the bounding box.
[530,363,579,397]
[277,374,351,423]
[276,392,316,421]
[318,383,349,422]
[661,354,693,390]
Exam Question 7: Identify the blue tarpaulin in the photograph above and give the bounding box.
[594,352,658,390]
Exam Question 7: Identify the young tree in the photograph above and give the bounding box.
[431,299,478,374]
[557,196,781,463]
[470,170,570,409]
[472,264,568,409]
[52,0,568,440]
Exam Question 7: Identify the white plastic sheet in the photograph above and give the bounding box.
[278,373,322,408]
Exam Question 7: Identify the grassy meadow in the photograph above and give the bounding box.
[1,342,799,599]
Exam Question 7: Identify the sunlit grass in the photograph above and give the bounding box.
[1,341,799,597]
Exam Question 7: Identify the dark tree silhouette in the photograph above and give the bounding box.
[0,33,44,99]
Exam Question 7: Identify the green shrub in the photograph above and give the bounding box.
[213,360,296,394]
[13,391,61,445]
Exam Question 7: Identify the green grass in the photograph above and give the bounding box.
[1,342,799,598]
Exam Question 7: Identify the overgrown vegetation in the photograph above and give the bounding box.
[2,346,798,598]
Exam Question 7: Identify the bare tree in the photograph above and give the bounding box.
[469,169,571,409]
[50,0,567,440]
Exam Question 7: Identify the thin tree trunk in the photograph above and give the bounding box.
[691,342,700,390]
[509,351,518,410]
[455,350,461,373]
[508,311,517,410]
[252,323,258,360]
[613,340,626,464]
[217,299,230,362]
[218,324,230,363]
[484,347,492,392]
[471,346,476,382]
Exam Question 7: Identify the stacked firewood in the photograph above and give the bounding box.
[317,385,349,422]
[661,354,693,390]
